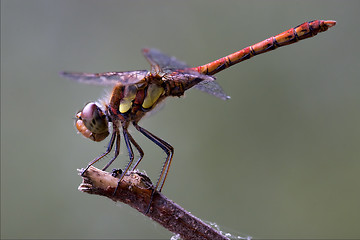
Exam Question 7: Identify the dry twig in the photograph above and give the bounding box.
[78,166,229,240]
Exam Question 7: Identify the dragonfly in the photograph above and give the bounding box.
[62,20,335,213]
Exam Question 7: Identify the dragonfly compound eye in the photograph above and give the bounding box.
[75,102,109,142]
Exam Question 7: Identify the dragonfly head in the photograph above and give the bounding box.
[75,102,109,142]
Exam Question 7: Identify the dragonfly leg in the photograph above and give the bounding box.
[133,122,174,213]
[101,129,121,171]
[81,129,117,176]
[127,133,144,171]
[113,127,136,194]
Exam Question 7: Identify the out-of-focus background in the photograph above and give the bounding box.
[2,1,360,239]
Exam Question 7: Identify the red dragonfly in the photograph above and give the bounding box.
[62,20,335,212]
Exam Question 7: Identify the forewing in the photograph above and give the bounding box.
[61,70,148,86]
[142,48,188,71]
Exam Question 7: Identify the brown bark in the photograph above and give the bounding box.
[78,166,229,240]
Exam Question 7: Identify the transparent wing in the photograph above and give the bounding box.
[61,70,148,86]
[165,69,215,81]
[194,80,230,100]
[142,48,188,71]
[142,48,230,100]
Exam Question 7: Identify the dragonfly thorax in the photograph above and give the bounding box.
[108,78,168,125]
[108,72,206,125]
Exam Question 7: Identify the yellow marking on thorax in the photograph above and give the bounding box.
[119,85,138,113]
[142,84,164,109]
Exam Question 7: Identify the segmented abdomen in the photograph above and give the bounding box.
[193,20,336,75]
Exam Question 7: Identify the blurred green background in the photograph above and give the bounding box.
[2,0,360,239]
